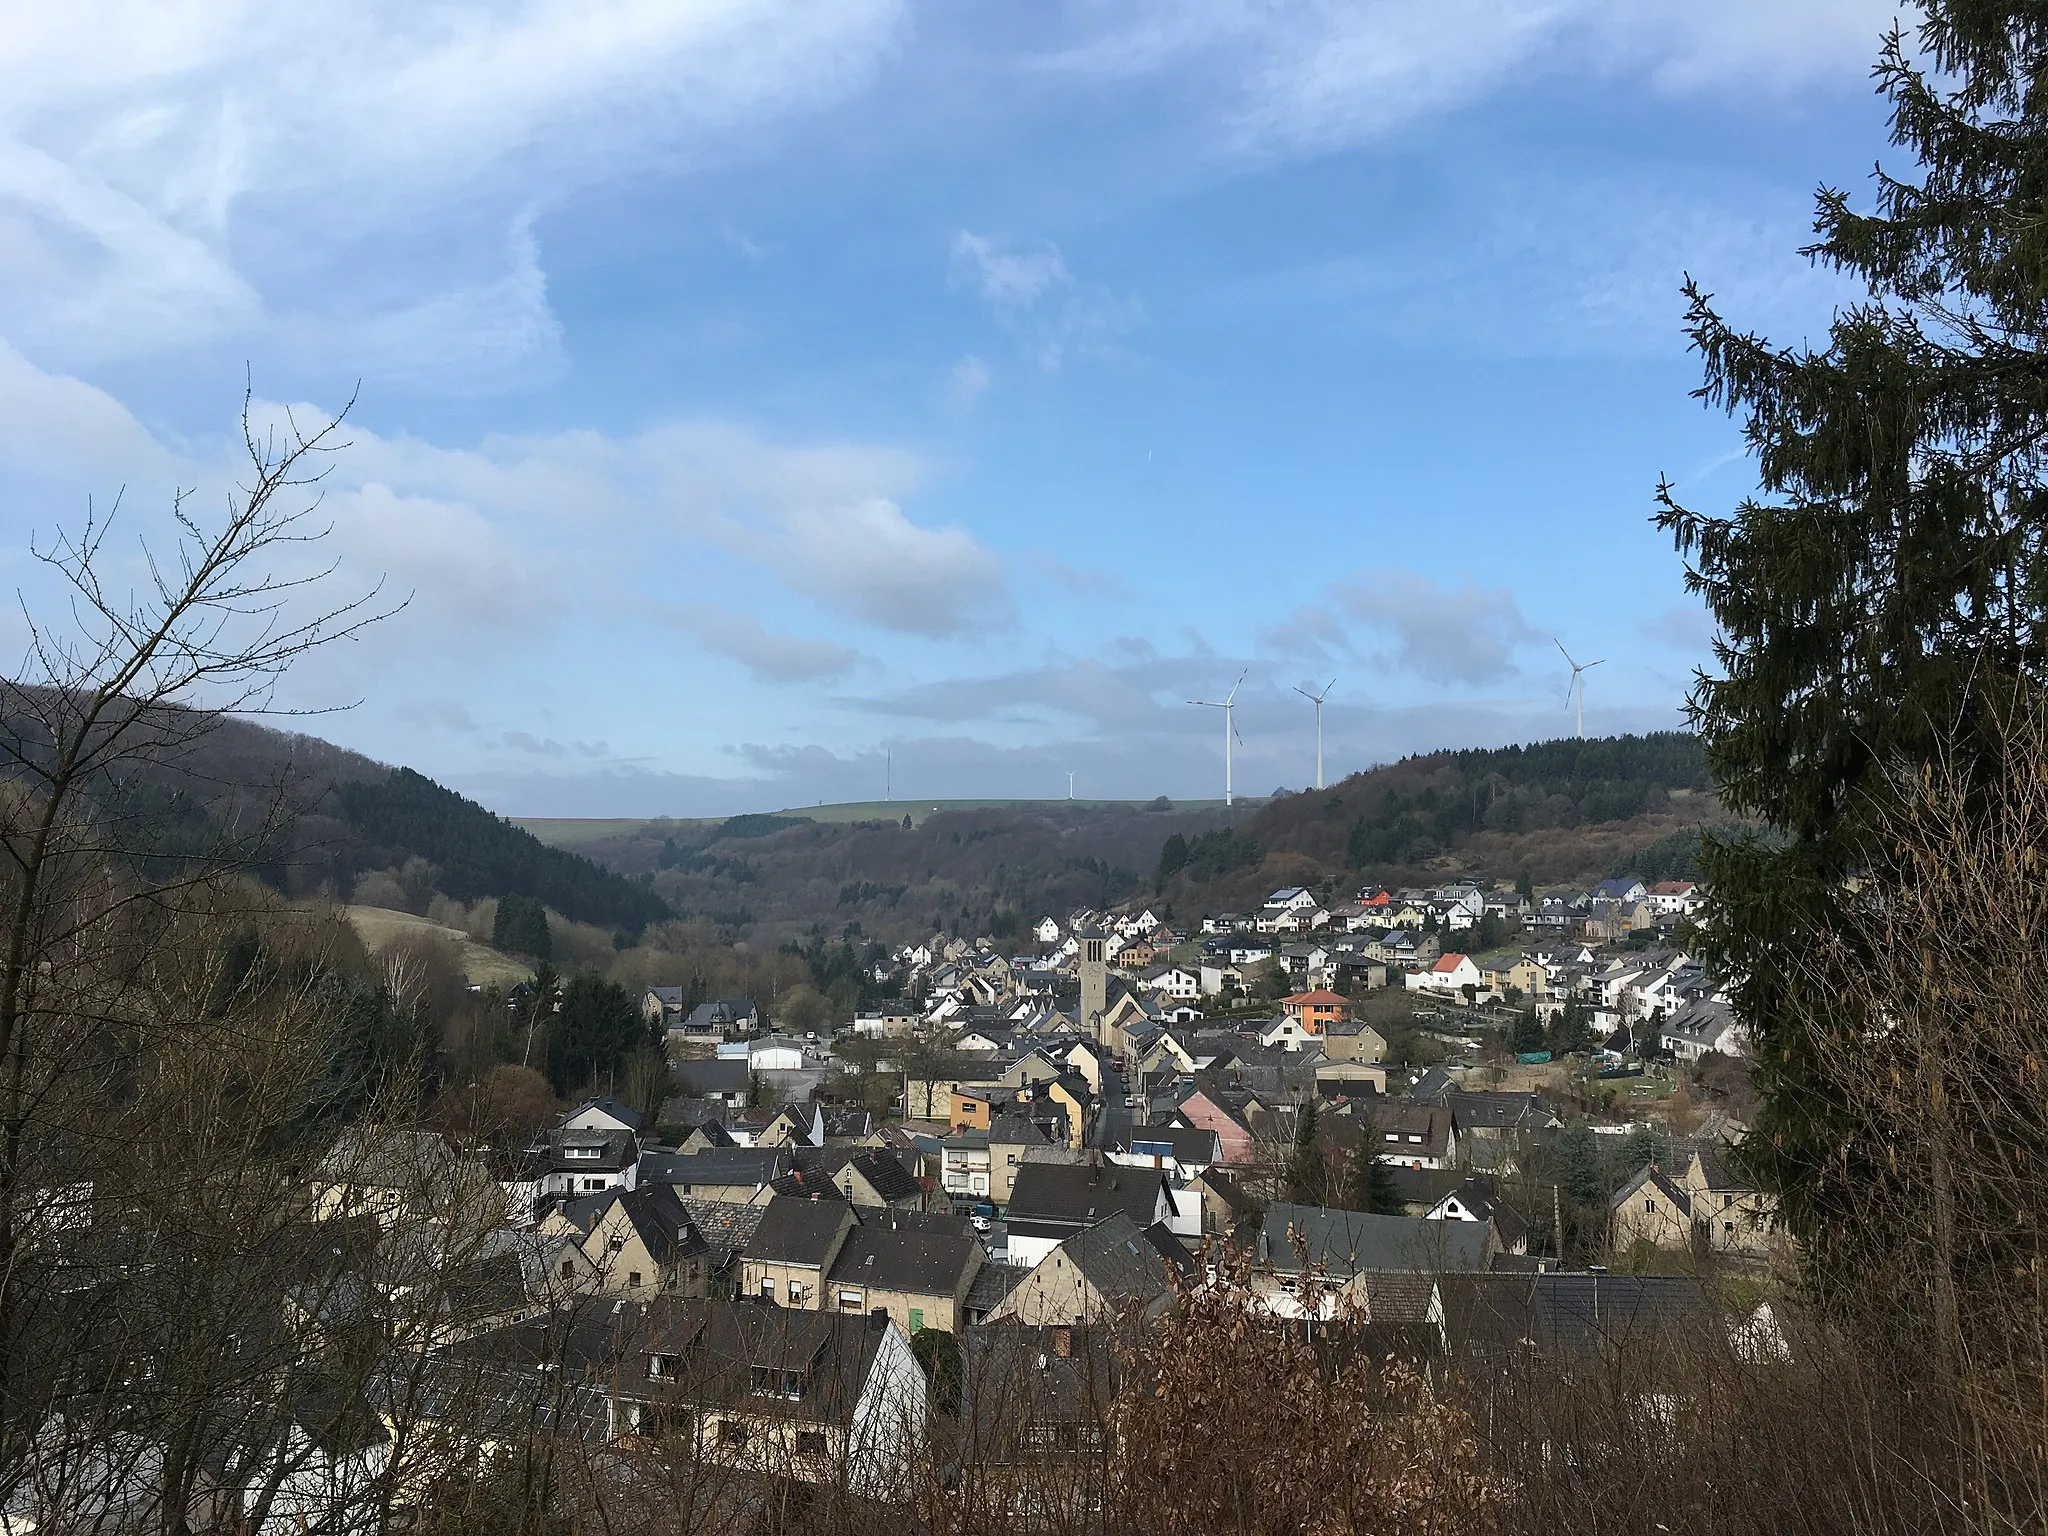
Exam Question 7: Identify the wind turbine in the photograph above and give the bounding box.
[1556,639,1604,739]
[1189,671,1247,806]
[1294,678,1336,791]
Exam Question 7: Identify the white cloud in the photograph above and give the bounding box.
[0,0,906,368]
[1332,569,1540,685]
[1045,0,1897,155]
[951,231,1071,309]
[655,602,863,683]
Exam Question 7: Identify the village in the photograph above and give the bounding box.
[264,868,1782,1513]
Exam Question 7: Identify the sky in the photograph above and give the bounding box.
[0,1,1905,816]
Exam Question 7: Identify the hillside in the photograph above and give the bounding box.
[0,696,669,935]
[1158,733,1724,911]
[520,799,1256,945]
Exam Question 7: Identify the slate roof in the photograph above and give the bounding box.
[679,1199,763,1270]
[1691,1142,1752,1194]
[1437,1272,1713,1363]
[1612,1165,1692,1218]
[1054,1212,1193,1306]
[1257,1203,1494,1277]
[640,1146,791,1190]
[744,1195,853,1269]
[616,1297,893,1428]
[838,1148,920,1203]
[1108,1124,1220,1164]
[1005,1162,1173,1237]
[828,1215,980,1298]
[965,1263,1026,1316]
[546,1128,638,1175]
[672,1058,752,1097]
[567,1095,645,1131]
[1385,1167,1463,1210]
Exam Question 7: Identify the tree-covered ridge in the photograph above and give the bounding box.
[335,768,669,933]
[1343,733,1709,868]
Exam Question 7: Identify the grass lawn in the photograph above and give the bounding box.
[344,905,532,989]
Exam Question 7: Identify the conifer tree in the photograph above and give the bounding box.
[1339,1136,1403,1216]
[1284,1099,1329,1206]
[1656,6,2048,1276]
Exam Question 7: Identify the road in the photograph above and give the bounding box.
[1093,1065,1130,1150]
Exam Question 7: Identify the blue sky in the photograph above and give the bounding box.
[0,1,1900,815]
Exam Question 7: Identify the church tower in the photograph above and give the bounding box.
[1077,922,1107,1046]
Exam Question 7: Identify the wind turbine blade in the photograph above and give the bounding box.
[1325,678,1336,699]
[1555,637,1578,670]
[1584,659,1605,669]
[1293,686,1313,702]
[1226,669,1247,705]
[1565,675,1577,709]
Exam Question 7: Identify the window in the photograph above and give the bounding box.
[761,1277,777,1302]
[790,1281,807,1304]
[1723,1222,1735,1235]
[649,1353,679,1380]
[795,1430,828,1456]
[717,1419,749,1446]
[750,1366,805,1399]
[1384,1133,1400,1143]
[560,1259,575,1280]
[839,1290,864,1312]
[1407,1134,1423,1143]
[608,1234,627,1253]
[628,1271,643,1288]
[1645,1199,1656,1213]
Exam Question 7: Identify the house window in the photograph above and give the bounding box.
[1723,1221,1735,1235]
[789,1281,807,1304]
[649,1353,679,1380]
[1407,1134,1423,1143]
[750,1366,805,1399]
[761,1277,777,1302]
[795,1430,828,1456]
[628,1271,643,1289]
[839,1291,864,1312]
[1645,1199,1656,1213]
[560,1259,575,1280]
[717,1419,749,1446]
[1384,1133,1400,1143]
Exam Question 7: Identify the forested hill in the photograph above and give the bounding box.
[1157,732,1721,912]
[1,698,667,933]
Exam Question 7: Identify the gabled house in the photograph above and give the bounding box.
[1682,1145,1781,1259]
[829,1149,924,1211]
[1424,1176,1529,1256]
[1004,1160,1180,1269]
[1610,1165,1693,1251]
[1278,988,1346,1032]
[1170,1089,1256,1167]
[546,1183,715,1299]
[824,1210,984,1334]
[988,1212,1194,1325]
[1370,1105,1457,1170]
[741,1196,858,1310]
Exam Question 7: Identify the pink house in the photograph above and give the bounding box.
[1174,1090,1256,1167]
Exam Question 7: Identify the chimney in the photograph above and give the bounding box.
[1052,1325,1073,1358]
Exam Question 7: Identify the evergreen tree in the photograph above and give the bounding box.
[1508,1011,1546,1054]
[1515,867,1534,904]
[1653,7,2048,1271]
[1338,1136,1403,1216]
[1283,1099,1329,1206]
[492,894,552,960]
[544,974,650,1095]
[1156,833,1190,886]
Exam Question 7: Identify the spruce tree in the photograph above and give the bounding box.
[1284,1099,1328,1206]
[1656,7,2048,1277]
[1339,1136,1403,1216]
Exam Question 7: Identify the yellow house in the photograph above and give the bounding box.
[1609,1165,1695,1252]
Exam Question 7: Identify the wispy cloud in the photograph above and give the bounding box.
[654,602,863,684]
[950,231,1071,309]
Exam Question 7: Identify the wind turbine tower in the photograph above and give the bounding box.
[1294,678,1336,791]
[1188,671,1247,806]
[1556,640,1604,740]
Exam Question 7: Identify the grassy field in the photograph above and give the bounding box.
[345,905,532,988]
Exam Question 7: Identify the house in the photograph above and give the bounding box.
[1259,1014,1325,1053]
[958,1324,1117,1481]
[1140,965,1202,1002]
[606,1297,927,1495]
[1004,1160,1181,1269]
[750,1036,808,1074]
[824,1209,984,1334]
[672,1057,753,1113]
[1481,956,1550,1000]
[545,1183,714,1299]
[1609,1164,1695,1252]
[1424,1176,1529,1255]
[740,1196,858,1309]
[1105,1124,1220,1179]
[1169,1089,1256,1167]
[1370,1105,1457,1170]
[1660,998,1749,1061]
[1321,1018,1388,1066]
[988,1213,1194,1325]
[640,1146,792,1206]
[1249,1203,1495,1319]
[311,1127,490,1230]
[1682,1144,1781,1259]
[1436,1272,1712,1368]
[678,999,760,1043]
[540,1128,640,1201]
[1648,879,1705,916]
[644,985,690,1027]
[830,1150,924,1211]
[1592,877,1649,903]
[1265,887,1321,914]
[938,1129,994,1200]
[987,1114,1051,1206]
[755,1102,826,1149]
[1278,988,1347,1033]
[1406,953,1483,997]
[1033,916,1063,945]
[852,1009,919,1038]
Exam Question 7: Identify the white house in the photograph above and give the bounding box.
[1141,966,1202,1002]
[1266,887,1320,913]
[750,1037,807,1073]
[1033,916,1063,945]
[1406,952,1483,996]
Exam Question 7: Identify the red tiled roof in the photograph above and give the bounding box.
[1431,953,1469,973]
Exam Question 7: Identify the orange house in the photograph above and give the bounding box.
[1279,989,1347,1034]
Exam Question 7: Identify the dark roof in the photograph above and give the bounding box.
[1108,1124,1220,1164]
[1054,1213,1193,1306]
[567,1095,645,1131]
[682,1000,759,1029]
[1435,1176,1530,1251]
[838,1149,920,1203]
[1257,1204,1493,1277]
[828,1216,980,1298]
[1437,1273,1713,1364]
[1691,1142,1752,1194]
[1385,1167,1463,1209]
[1006,1162,1174,1235]
[613,1297,893,1428]
[744,1196,853,1269]
[1612,1165,1692,1217]
[640,1146,791,1189]
[672,1058,752,1096]
[965,1263,1026,1316]
[987,1113,1049,1147]
[679,1199,763,1269]
[546,1128,638,1175]
[1416,1087,1560,1131]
